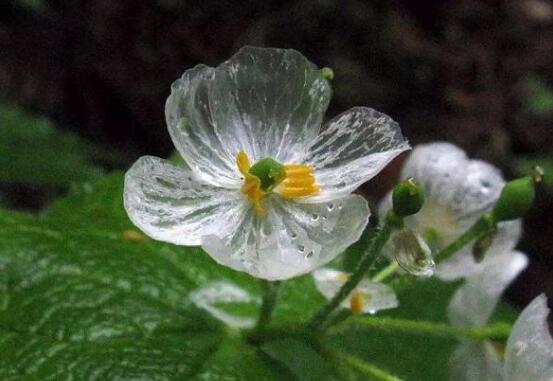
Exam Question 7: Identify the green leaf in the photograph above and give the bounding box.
[0,173,518,380]
[0,104,105,186]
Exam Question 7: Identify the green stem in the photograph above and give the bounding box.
[434,213,495,262]
[337,316,512,341]
[308,215,400,331]
[375,213,496,286]
[372,261,399,283]
[254,280,280,331]
[335,352,406,381]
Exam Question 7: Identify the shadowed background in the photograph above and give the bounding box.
[1,0,552,307]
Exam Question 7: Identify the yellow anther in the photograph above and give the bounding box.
[236,152,320,214]
[349,292,365,315]
[236,151,267,216]
[236,151,251,176]
[280,164,320,199]
[337,273,350,282]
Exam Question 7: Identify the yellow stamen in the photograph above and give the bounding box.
[280,164,320,199]
[235,151,320,215]
[236,151,267,215]
[349,292,365,315]
[337,273,350,282]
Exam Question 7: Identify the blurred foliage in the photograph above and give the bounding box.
[0,172,517,380]
[515,154,553,190]
[525,75,553,116]
[0,104,105,186]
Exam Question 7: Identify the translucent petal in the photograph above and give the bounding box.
[401,142,505,227]
[209,46,331,164]
[505,294,553,381]
[190,281,258,328]
[124,156,244,245]
[449,342,504,381]
[312,268,398,314]
[388,228,435,277]
[303,107,410,202]
[165,65,241,188]
[447,251,528,327]
[201,195,370,280]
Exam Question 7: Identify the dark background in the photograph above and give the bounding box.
[1,0,552,307]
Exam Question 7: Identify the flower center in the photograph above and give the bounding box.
[236,151,319,215]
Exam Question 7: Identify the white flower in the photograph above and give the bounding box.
[124,46,409,280]
[379,142,521,280]
[446,250,547,381]
[312,268,398,314]
[504,294,553,381]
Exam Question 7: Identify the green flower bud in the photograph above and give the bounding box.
[321,67,334,81]
[492,176,535,222]
[392,178,425,217]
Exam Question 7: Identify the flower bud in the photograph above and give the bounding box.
[392,178,425,217]
[492,176,535,222]
[321,67,334,81]
[389,228,434,277]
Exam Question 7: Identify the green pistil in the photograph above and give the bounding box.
[248,157,286,191]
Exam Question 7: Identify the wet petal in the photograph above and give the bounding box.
[447,251,528,327]
[210,46,331,164]
[166,65,241,188]
[190,281,259,328]
[303,107,409,202]
[201,195,370,280]
[402,142,505,229]
[312,268,398,314]
[124,156,244,245]
[505,294,553,381]
[449,342,504,381]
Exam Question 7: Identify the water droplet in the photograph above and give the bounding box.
[389,229,434,277]
[298,245,305,253]
[311,213,319,221]
[290,232,298,239]
[306,251,314,258]
[327,203,335,211]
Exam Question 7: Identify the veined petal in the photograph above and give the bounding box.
[210,46,331,164]
[505,294,553,381]
[303,107,409,202]
[166,65,241,188]
[447,251,528,327]
[201,195,370,280]
[449,342,504,381]
[124,156,244,245]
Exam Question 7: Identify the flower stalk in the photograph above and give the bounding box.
[336,316,512,342]
[254,280,281,331]
[308,212,402,331]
